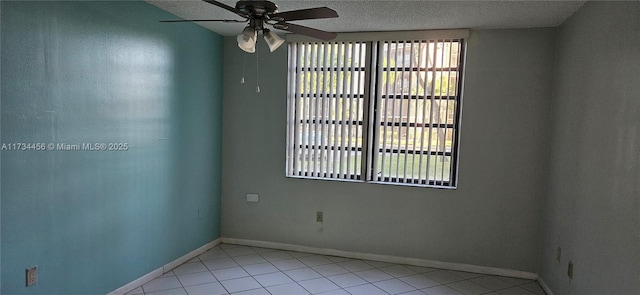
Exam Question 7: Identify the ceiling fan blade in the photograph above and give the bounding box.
[275,22,337,41]
[160,19,246,23]
[202,0,248,17]
[270,7,338,22]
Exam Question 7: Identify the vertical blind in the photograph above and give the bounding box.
[287,42,368,180]
[373,40,463,186]
[287,37,465,187]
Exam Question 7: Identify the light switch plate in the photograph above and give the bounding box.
[246,194,259,203]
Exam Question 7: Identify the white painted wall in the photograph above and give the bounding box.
[540,2,640,294]
[221,28,555,273]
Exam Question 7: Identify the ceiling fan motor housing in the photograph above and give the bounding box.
[236,0,279,17]
[162,0,337,41]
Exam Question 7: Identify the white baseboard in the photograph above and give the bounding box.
[106,267,163,295]
[162,239,220,273]
[221,237,539,280]
[108,237,545,295]
[107,238,221,295]
[538,277,554,295]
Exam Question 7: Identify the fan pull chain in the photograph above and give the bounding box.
[240,53,246,84]
[255,43,261,93]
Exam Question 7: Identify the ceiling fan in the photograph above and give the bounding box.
[161,0,339,53]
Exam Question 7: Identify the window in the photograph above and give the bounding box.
[286,31,466,188]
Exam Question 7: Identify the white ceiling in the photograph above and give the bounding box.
[147,0,586,36]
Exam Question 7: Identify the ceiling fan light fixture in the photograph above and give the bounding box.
[163,0,338,50]
[237,26,257,53]
[263,29,285,52]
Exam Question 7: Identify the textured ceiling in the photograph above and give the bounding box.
[148,0,586,36]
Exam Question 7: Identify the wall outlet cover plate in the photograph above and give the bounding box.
[26,266,37,286]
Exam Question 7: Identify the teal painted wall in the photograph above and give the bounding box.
[1,1,223,294]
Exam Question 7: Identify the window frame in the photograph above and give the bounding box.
[286,30,468,189]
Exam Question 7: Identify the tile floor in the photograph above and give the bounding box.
[125,244,546,295]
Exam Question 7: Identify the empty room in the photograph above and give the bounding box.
[1,1,638,294]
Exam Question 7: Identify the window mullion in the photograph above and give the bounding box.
[354,44,362,179]
[362,41,375,181]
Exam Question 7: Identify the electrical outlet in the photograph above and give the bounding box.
[26,266,37,287]
[567,261,574,279]
[556,247,561,262]
[316,211,323,222]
